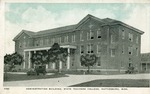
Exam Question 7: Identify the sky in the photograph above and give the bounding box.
[4,3,150,54]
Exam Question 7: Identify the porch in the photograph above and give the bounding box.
[23,45,77,70]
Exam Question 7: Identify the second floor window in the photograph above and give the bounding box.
[80,45,84,54]
[72,34,76,42]
[40,39,43,46]
[35,40,39,46]
[87,44,94,53]
[59,37,61,43]
[64,36,68,43]
[80,31,84,41]
[97,43,101,54]
[19,42,22,48]
[51,38,55,44]
[45,38,49,45]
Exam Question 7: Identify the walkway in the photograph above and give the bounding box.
[3,73,150,87]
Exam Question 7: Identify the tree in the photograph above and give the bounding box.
[31,50,49,66]
[80,54,97,73]
[4,52,23,71]
[11,52,23,65]
[48,43,68,73]
[4,54,12,65]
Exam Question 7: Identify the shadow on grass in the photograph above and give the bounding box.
[69,79,150,87]
[4,72,69,82]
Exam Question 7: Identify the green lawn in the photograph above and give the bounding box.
[70,79,150,87]
[4,73,68,82]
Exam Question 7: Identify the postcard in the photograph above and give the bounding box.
[1,0,150,94]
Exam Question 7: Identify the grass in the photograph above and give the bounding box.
[4,72,68,82]
[70,79,150,87]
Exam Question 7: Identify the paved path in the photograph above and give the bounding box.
[3,73,150,87]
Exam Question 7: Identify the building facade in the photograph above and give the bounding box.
[141,53,150,72]
[13,14,144,73]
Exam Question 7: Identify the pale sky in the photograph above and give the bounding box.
[4,3,150,54]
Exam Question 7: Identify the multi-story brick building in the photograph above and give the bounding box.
[13,14,144,73]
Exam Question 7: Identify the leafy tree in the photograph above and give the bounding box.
[11,52,23,65]
[4,54,12,65]
[48,43,68,73]
[80,54,97,73]
[31,50,49,66]
[4,52,23,71]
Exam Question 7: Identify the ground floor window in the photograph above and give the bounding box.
[97,57,101,66]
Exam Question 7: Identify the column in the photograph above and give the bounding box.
[52,63,55,69]
[146,63,147,71]
[28,51,31,69]
[141,63,142,71]
[67,48,70,69]
[59,61,62,69]
[23,51,25,69]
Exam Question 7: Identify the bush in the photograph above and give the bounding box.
[125,66,137,74]
[27,69,36,76]
[35,65,46,75]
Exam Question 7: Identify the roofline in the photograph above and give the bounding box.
[14,14,144,40]
[13,30,33,41]
[24,45,77,51]
[101,22,144,34]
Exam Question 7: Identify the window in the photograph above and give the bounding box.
[23,41,27,48]
[80,31,84,41]
[59,37,61,43]
[97,57,101,66]
[121,61,123,67]
[111,34,115,43]
[111,49,115,57]
[45,38,49,45]
[40,39,43,46]
[122,30,125,39]
[97,43,101,54]
[90,30,94,39]
[80,45,84,54]
[87,30,94,40]
[87,31,90,40]
[122,45,124,54]
[128,46,132,55]
[136,36,139,44]
[19,42,22,48]
[91,44,94,53]
[72,34,75,42]
[51,38,55,44]
[64,36,68,43]
[87,44,94,53]
[27,41,30,47]
[129,58,132,67]
[87,44,90,53]
[136,47,138,56]
[129,33,133,42]
[72,57,75,66]
[97,29,101,38]
[35,40,39,46]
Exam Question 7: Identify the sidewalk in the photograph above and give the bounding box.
[3,73,150,87]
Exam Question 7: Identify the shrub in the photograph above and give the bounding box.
[27,69,36,76]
